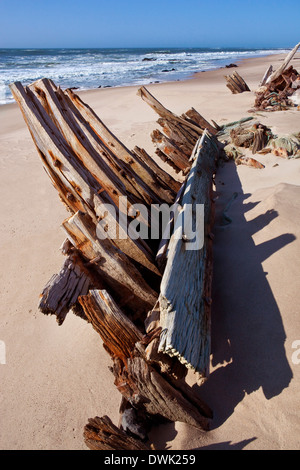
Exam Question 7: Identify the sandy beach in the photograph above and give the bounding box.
[0,52,300,450]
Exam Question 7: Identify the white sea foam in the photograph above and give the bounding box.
[0,47,290,105]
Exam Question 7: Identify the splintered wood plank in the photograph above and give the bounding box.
[79,290,143,359]
[79,290,212,431]
[84,416,149,450]
[10,81,160,276]
[266,42,300,84]
[151,129,190,172]
[39,252,93,325]
[183,108,218,136]
[137,86,204,135]
[132,146,181,192]
[65,87,174,204]
[158,132,218,377]
[63,211,158,314]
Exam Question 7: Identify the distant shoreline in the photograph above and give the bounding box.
[0,47,290,106]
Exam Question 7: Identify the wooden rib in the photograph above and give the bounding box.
[137,86,204,135]
[64,87,175,204]
[63,211,158,313]
[183,108,218,135]
[79,290,212,431]
[10,81,159,275]
[158,132,218,377]
[151,129,190,172]
[84,416,149,451]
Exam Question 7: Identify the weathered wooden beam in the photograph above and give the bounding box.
[260,65,274,86]
[156,118,198,156]
[266,42,300,84]
[157,132,218,377]
[182,108,218,136]
[10,80,163,279]
[132,146,181,191]
[79,289,212,431]
[65,86,175,205]
[63,212,159,316]
[151,129,190,173]
[84,416,149,450]
[39,251,92,325]
[137,86,204,135]
[225,71,250,94]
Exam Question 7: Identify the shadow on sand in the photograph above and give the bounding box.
[150,160,294,451]
[196,160,294,433]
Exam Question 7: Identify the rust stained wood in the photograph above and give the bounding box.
[137,86,204,135]
[79,290,212,431]
[63,212,158,313]
[266,42,300,84]
[183,108,218,136]
[39,252,92,325]
[132,146,181,192]
[225,71,250,94]
[84,416,149,451]
[79,290,143,359]
[158,132,218,377]
[65,87,176,205]
[151,128,190,173]
[10,81,160,277]
[10,81,101,216]
[33,79,158,206]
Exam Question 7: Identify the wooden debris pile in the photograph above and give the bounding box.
[137,86,218,176]
[225,71,250,94]
[251,42,300,112]
[216,116,275,168]
[11,79,219,449]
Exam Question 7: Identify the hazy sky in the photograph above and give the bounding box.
[0,0,299,49]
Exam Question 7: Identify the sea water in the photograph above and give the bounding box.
[0,47,289,105]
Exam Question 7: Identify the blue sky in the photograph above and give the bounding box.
[0,0,299,49]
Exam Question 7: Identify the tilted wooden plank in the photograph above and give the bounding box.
[158,132,218,377]
[183,108,218,136]
[63,211,158,314]
[65,87,175,205]
[10,81,159,276]
[151,129,190,172]
[266,42,300,84]
[79,290,212,431]
[137,86,204,135]
[39,252,92,325]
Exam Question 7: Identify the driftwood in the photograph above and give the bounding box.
[156,133,217,376]
[217,117,271,168]
[266,42,300,84]
[84,416,149,450]
[11,80,218,449]
[137,86,218,175]
[252,44,300,112]
[225,71,250,94]
[79,289,212,432]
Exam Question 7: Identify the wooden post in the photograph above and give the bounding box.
[156,132,217,377]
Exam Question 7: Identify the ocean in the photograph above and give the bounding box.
[0,47,289,105]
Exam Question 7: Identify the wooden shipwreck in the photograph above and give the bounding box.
[11,79,221,449]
